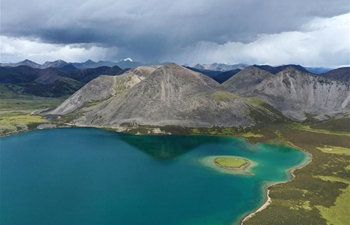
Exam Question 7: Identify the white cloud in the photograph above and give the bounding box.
[0,36,118,63]
[176,13,350,67]
[1,13,349,67]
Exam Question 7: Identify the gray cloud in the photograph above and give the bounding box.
[1,0,349,64]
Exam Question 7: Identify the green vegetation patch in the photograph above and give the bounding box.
[211,91,238,102]
[201,156,256,176]
[310,118,350,133]
[289,200,312,211]
[214,156,248,169]
[314,176,350,225]
[316,145,350,156]
[0,96,65,136]
[246,97,266,105]
[240,132,264,138]
[0,114,46,126]
[289,122,350,137]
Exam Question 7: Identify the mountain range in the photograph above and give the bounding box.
[48,63,350,130]
[1,59,334,74]
[0,65,123,97]
[1,60,348,98]
[0,58,142,70]
[184,63,248,72]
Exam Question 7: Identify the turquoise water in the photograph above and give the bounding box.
[0,128,308,225]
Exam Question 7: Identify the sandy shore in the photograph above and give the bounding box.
[240,189,271,224]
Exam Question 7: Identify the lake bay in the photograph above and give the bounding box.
[0,128,309,225]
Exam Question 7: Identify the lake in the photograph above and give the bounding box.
[0,128,309,225]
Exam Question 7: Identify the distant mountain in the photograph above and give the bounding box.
[254,64,309,74]
[116,58,143,69]
[0,59,43,69]
[49,64,350,130]
[0,65,123,97]
[43,60,69,69]
[185,67,222,78]
[0,58,143,70]
[320,67,350,82]
[185,63,248,72]
[213,69,241,83]
[60,64,78,71]
[185,67,241,83]
[305,67,333,74]
[70,58,144,69]
[0,66,84,97]
[71,60,115,69]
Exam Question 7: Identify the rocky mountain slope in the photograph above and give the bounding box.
[51,64,285,128]
[321,67,350,82]
[50,66,160,114]
[49,63,350,129]
[223,67,350,121]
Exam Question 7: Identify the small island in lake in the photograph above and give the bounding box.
[201,156,256,175]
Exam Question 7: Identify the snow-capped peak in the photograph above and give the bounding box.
[121,58,133,62]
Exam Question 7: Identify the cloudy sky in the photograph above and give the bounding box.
[1,0,349,67]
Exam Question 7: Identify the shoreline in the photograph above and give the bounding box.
[239,150,312,225]
[1,124,313,225]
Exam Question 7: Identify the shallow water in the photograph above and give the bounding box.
[0,128,308,225]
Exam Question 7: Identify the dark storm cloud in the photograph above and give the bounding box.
[1,0,349,62]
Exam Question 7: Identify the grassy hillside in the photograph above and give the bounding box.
[0,91,66,136]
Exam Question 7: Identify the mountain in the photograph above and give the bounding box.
[0,65,123,97]
[186,63,248,72]
[0,66,84,97]
[254,64,309,74]
[68,66,123,83]
[185,67,241,83]
[0,65,123,84]
[213,69,241,83]
[115,58,143,69]
[223,67,350,121]
[49,63,287,128]
[320,67,350,82]
[50,63,350,129]
[70,58,144,69]
[184,67,222,78]
[43,60,69,68]
[305,67,332,74]
[0,59,43,69]
[222,66,273,95]
[60,64,78,71]
[50,65,160,115]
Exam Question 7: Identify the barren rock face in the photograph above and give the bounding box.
[51,63,350,128]
[224,67,350,121]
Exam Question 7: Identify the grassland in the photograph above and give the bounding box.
[214,156,248,168]
[242,120,350,225]
[0,94,66,136]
